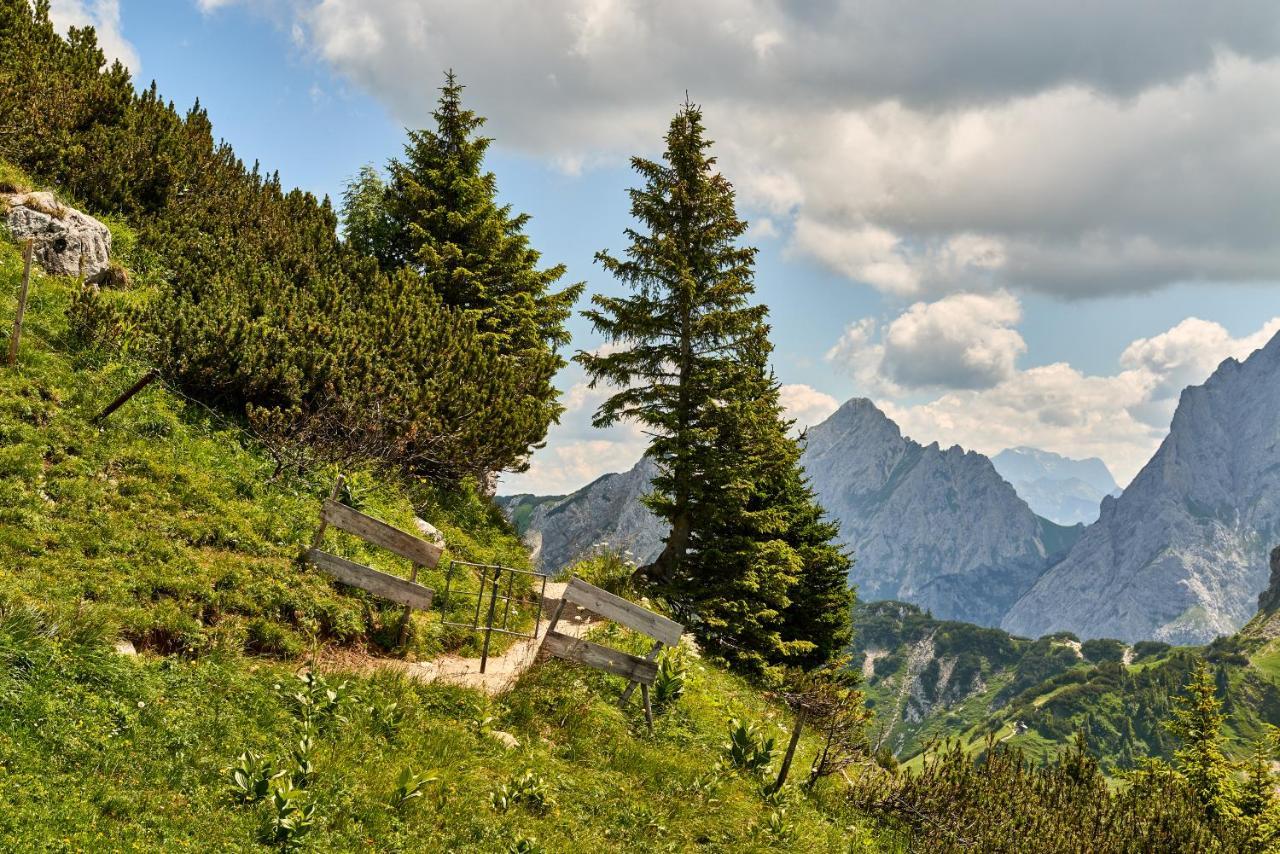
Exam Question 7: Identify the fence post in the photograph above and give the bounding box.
[309,475,346,552]
[479,565,502,674]
[91,369,159,424]
[7,238,34,367]
[398,561,422,646]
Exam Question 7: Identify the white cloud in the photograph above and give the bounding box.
[779,384,838,429]
[500,436,648,496]
[1120,316,1280,400]
[235,1,1280,300]
[49,0,139,74]
[828,292,1026,392]
[837,301,1280,484]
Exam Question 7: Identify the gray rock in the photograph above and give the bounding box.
[1003,331,1280,644]
[1256,546,1280,615]
[487,730,520,750]
[802,399,1077,626]
[991,447,1120,525]
[4,191,111,280]
[413,517,447,549]
[114,639,137,656]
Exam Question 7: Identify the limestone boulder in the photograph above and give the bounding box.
[4,191,111,280]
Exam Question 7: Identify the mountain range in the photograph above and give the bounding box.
[990,447,1120,525]
[1002,330,1280,643]
[502,330,1280,643]
[502,399,1083,627]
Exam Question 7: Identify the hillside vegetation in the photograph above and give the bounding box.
[856,600,1280,774]
[0,206,879,851]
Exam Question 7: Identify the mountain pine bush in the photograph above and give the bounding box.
[0,2,573,482]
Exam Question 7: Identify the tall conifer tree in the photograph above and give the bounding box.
[579,101,766,583]
[579,102,852,673]
[379,71,582,359]
[364,71,583,480]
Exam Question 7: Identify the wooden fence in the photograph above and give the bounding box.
[304,477,440,641]
[542,576,683,727]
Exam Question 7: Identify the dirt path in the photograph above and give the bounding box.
[403,581,595,695]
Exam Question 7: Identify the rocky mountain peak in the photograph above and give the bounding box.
[1003,329,1280,643]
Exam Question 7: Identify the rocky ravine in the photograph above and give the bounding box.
[1003,331,1280,644]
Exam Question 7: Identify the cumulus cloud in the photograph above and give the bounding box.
[49,0,139,73]
[838,299,1280,484]
[779,384,838,429]
[217,0,1280,300]
[828,292,1026,392]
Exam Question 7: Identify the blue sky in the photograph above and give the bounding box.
[58,0,1280,493]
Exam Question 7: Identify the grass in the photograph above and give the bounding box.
[0,211,888,851]
[0,598,889,851]
[0,230,539,661]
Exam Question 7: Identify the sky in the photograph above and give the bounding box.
[52,0,1280,495]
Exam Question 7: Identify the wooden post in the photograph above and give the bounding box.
[773,707,808,793]
[620,640,663,706]
[310,475,345,552]
[91,369,158,424]
[640,684,654,730]
[544,598,567,637]
[7,239,34,367]
[479,565,502,674]
[398,561,422,646]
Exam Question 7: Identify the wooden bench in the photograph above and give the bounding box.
[304,477,440,641]
[542,576,684,727]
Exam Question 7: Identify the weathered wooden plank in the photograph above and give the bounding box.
[306,548,434,610]
[563,577,683,646]
[541,630,660,684]
[320,500,443,568]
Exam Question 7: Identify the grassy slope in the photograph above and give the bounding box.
[0,230,537,661]
[0,210,882,850]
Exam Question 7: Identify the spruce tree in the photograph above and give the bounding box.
[1167,661,1240,824]
[580,101,852,674]
[378,71,582,360]
[578,100,766,584]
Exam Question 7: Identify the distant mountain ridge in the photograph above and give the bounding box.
[497,456,666,571]
[1002,330,1280,644]
[501,399,1080,628]
[802,400,1080,626]
[991,447,1120,525]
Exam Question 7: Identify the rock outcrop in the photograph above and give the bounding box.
[497,456,666,572]
[802,399,1079,626]
[4,191,111,280]
[991,447,1120,526]
[1257,546,1280,615]
[1003,331,1280,644]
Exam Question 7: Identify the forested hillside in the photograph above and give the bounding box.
[857,565,1280,777]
